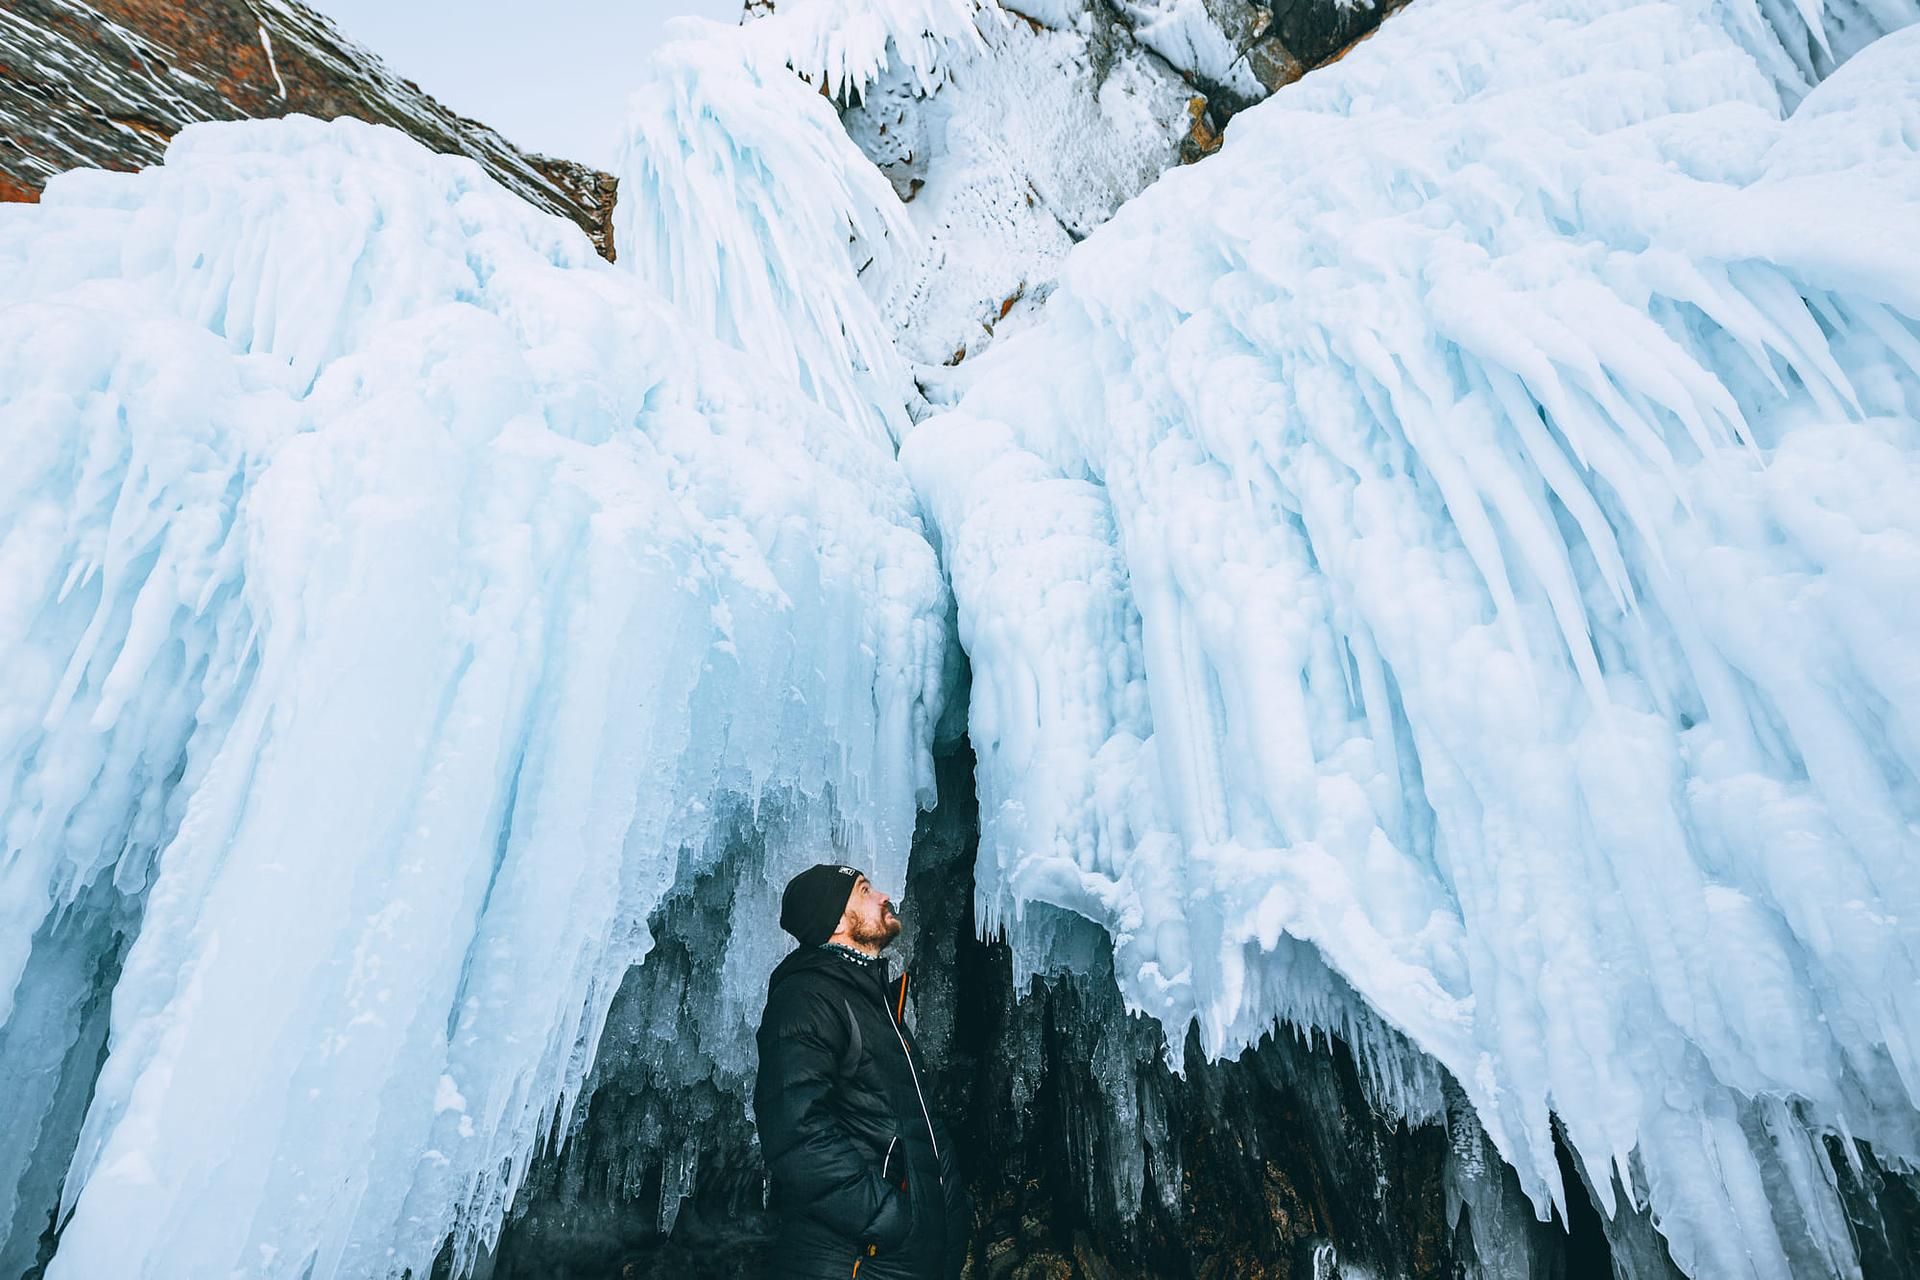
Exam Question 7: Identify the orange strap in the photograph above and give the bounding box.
[895,973,908,1023]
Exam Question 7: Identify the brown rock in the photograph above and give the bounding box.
[1179,96,1222,164]
[1244,35,1310,94]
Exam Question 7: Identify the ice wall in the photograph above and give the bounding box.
[0,116,949,1278]
[901,1,1920,1276]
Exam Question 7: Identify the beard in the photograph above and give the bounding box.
[850,904,902,949]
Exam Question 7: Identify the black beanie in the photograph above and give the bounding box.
[780,863,863,946]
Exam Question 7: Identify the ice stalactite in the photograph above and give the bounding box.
[733,0,990,97]
[901,1,1920,1276]
[0,116,949,1278]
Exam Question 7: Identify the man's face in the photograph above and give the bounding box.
[843,874,902,949]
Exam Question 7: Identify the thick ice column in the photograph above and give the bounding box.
[904,2,1920,1275]
[0,115,948,1278]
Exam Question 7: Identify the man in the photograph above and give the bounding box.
[754,864,970,1279]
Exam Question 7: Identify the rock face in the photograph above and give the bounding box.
[0,0,617,257]
[1209,0,1414,102]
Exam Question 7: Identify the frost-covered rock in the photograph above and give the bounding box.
[853,3,1201,369]
[903,1,1920,1276]
[0,115,949,1278]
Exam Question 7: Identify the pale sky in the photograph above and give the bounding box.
[310,0,738,170]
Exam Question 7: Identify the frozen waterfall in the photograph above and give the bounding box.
[0,0,1918,1273]
[899,1,1920,1277]
[0,117,949,1278]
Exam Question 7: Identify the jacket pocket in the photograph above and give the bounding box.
[864,1181,912,1250]
[861,1137,912,1253]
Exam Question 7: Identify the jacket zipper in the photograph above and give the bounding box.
[881,976,941,1171]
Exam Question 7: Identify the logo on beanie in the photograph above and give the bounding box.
[837,866,856,876]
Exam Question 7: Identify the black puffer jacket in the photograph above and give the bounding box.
[754,943,970,1279]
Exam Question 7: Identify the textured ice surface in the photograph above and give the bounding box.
[902,2,1920,1276]
[853,0,1199,370]
[7,0,1920,1273]
[0,116,948,1278]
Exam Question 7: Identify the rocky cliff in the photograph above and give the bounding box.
[0,0,617,257]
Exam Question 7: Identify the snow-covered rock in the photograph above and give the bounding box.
[615,0,1411,430]
[0,0,619,256]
